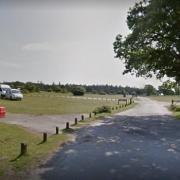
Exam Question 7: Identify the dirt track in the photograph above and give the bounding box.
[2,113,88,134]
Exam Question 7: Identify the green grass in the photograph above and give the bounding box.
[150,95,180,102]
[0,92,125,115]
[0,122,69,178]
[85,93,130,99]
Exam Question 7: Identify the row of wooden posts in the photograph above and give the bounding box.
[20,112,96,155]
[20,99,134,156]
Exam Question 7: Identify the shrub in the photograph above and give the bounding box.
[170,105,180,112]
[170,105,176,110]
[93,106,111,114]
[71,86,86,96]
[175,106,180,112]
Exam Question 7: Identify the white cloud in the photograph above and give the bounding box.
[22,42,52,51]
[0,60,22,69]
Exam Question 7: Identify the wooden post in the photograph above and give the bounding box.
[172,99,174,105]
[75,118,78,125]
[21,143,27,155]
[81,115,84,120]
[56,127,59,134]
[43,133,47,142]
[89,113,92,118]
[94,112,97,116]
[66,122,70,129]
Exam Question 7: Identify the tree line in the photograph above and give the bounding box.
[1,81,144,95]
[1,81,179,96]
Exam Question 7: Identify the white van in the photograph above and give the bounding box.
[5,88,23,100]
[0,84,11,98]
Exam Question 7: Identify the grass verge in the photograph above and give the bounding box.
[0,123,70,179]
[68,102,137,129]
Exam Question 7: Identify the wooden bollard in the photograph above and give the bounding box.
[89,113,92,118]
[66,122,70,129]
[94,112,97,116]
[130,98,132,104]
[112,107,114,110]
[56,127,59,134]
[43,133,47,142]
[21,143,27,155]
[172,99,174,105]
[81,115,84,120]
[75,118,78,125]
[116,106,118,110]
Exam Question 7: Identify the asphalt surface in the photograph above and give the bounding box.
[33,97,180,180]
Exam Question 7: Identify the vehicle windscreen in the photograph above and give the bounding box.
[2,88,9,91]
[12,90,20,94]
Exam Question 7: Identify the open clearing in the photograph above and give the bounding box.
[150,95,180,102]
[0,93,130,133]
[0,92,124,115]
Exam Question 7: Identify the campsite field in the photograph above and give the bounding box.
[0,92,125,115]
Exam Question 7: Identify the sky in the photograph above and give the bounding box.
[0,0,165,88]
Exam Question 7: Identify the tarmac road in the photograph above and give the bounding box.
[32,97,180,180]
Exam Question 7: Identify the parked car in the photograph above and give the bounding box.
[5,89,23,100]
[0,84,11,98]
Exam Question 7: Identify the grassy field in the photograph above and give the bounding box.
[0,101,136,178]
[150,95,180,119]
[150,95,180,102]
[0,92,125,115]
[0,122,69,178]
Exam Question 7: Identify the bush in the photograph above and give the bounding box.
[93,106,111,114]
[175,106,180,112]
[170,105,180,112]
[71,86,86,96]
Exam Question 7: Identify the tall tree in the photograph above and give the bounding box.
[144,84,157,96]
[114,0,180,83]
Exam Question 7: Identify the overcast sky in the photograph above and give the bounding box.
[0,0,164,88]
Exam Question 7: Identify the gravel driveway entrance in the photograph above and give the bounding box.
[2,113,88,134]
